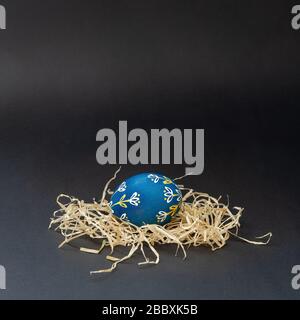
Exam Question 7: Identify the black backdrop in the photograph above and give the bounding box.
[0,0,299,299]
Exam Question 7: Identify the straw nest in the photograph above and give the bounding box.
[49,169,272,274]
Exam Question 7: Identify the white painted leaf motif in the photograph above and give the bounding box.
[117,181,127,192]
[175,189,182,201]
[148,174,160,183]
[129,192,140,206]
[156,211,168,223]
[120,213,129,222]
[164,186,174,203]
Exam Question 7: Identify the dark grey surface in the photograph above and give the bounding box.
[0,0,299,299]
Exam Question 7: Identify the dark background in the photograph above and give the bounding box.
[0,0,299,299]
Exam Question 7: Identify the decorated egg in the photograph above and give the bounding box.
[109,173,182,226]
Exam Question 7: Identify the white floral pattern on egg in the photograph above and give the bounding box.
[110,173,182,226]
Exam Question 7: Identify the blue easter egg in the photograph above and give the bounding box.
[109,173,182,226]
